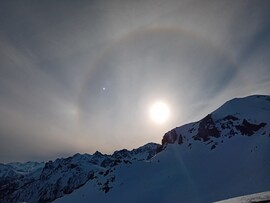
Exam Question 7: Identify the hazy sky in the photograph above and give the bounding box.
[0,0,270,162]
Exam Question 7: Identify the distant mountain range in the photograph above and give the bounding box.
[1,95,270,203]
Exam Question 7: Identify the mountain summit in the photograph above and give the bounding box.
[158,95,270,152]
[1,95,270,203]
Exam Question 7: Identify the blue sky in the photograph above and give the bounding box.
[0,0,270,162]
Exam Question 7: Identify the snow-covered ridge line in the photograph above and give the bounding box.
[158,95,270,152]
[0,143,160,203]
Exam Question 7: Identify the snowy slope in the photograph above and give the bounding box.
[54,95,270,203]
[214,191,270,203]
[54,136,270,203]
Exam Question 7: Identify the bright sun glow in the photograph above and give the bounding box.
[150,101,170,123]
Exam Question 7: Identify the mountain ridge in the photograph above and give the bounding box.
[158,95,270,152]
[0,143,160,202]
[1,94,270,203]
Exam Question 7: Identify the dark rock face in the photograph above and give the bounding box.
[211,145,216,150]
[162,129,178,145]
[157,129,182,153]
[178,134,183,144]
[223,115,239,121]
[236,119,266,136]
[101,158,117,168]
[157,109,269,153]
[193,114,220,142]
[112,149,131,159]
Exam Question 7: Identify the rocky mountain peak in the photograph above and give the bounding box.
[158,95,270,152]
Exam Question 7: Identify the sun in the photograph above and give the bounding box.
[150,101,170,123]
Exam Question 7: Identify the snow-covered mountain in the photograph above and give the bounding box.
[0,143,159,202]
[1,95,270,203]
[0,161,44,180]
[158,94,270,152]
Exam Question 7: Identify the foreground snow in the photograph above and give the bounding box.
[214,191,270,203]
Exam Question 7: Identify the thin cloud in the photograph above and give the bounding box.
[0,0,269,162]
